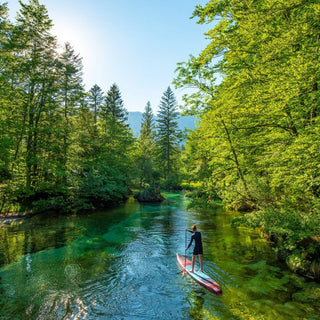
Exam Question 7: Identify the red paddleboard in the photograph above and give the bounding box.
[176,253,222,294]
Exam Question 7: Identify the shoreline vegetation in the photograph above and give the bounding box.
[1,0,319,284]
[185,188,320,283]
[173,0,320,283]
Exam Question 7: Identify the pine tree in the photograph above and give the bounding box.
[101,83,128,135]
[100,83,133,169]
[136,101,156,188]
[89,84,104,124]
[156,87,181,181]
[141,101,154,138]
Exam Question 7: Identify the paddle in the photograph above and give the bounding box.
[183,229,187,277]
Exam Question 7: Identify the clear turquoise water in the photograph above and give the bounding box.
[0,194,319,319]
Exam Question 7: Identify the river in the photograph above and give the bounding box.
[0,194,319,319]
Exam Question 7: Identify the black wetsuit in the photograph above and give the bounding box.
[187,230,203,255]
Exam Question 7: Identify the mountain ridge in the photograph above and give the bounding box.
[127,111,196,136]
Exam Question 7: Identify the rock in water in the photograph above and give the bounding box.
[134,183,165,202]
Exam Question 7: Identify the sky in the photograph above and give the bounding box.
[7,0,210,112]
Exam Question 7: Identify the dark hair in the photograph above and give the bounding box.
[192,224,197,231]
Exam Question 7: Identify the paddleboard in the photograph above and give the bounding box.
[176,253,222,294]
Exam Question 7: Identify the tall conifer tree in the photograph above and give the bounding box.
[136,101,156,187]
[89,84,104,124]
[100,83,133,171]
[141,101,154,138]
[101,83,128,137]
[156,87,180,180]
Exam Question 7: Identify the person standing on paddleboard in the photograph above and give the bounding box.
[185,224,203,272]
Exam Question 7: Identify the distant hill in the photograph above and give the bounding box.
[127,111,196,136]
[127,112,143,136]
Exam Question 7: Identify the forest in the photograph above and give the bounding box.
[1,0,320,280]
[0,1,183,215]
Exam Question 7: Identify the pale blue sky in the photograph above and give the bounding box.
[7,0,209,112]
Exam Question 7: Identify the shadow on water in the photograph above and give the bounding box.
[0,194,320,319]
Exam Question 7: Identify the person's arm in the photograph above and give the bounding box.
[185,234,194,251]
[185,228,192,233]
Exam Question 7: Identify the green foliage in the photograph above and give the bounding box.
[88,84,104,124]
[32,196,70,214]
[140,101,154,138]
[1,1,188,217]
[232,208,320,278]
[175,0,320,275]
[156,87,182,183]
[0,1,134,214]
[159,174,181,190]
[133,102,157,188]
[78,165,128,207]
[101,83,128,136]
[176,0,320,209]
[185,185,223,209]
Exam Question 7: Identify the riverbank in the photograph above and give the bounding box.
[231,208,320,283]
[0,210,39,226]
[0,190,130,227]
[184,190,320,282]
[0,186,168,227]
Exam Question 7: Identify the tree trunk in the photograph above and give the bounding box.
[220,117,250,197]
